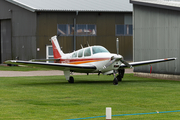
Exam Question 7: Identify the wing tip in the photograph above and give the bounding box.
[165,57,177,61]
[4,60,17,64]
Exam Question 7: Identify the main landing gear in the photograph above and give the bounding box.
[113,69,125,85]
[65,69,125,85]
[64,71,74,83]
[68,76,74,83]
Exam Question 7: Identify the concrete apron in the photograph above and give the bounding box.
[0,69,133,77]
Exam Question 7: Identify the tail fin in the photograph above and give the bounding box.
[51,36,64,59]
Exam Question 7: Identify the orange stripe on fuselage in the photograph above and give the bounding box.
[59,58,110,65]
[69,59,107,64]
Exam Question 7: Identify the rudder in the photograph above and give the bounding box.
[51,36,64,59]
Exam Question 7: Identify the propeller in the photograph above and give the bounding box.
[119,58,132,68]
[116,38,132,68]
[103,38,132,69]
[103,56,121,69]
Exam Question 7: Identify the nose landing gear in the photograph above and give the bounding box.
[113,69,125,85]
[113,77,118,85]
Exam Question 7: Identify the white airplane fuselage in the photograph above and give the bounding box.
[54,46,122,74]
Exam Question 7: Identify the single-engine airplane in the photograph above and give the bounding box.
[5,35,176,85]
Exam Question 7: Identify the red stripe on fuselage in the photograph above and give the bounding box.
[55,58,110,64]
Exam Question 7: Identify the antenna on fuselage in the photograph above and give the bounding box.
[80,44,83,49]
[87,41,90,47]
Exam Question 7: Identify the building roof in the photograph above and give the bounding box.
[130,0,180,11]
[6,0,132,12]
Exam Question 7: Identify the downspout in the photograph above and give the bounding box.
[73,11,78,51]
[73,18,76,51]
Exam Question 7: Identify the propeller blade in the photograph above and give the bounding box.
[120,58,132,68]
[103,55,122,69]
[103,59,116,69]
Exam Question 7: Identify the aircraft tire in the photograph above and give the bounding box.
[113,78,118,85]
[117,75,122,81]
[68,76,74,83]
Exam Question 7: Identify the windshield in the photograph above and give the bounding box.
[92,46,109,54]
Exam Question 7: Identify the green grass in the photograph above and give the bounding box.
[0,74,180,119]
[0,65,51,71]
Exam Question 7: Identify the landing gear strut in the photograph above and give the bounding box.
[116,75,122,82]
[113,70,118,85]
[117,69,125,81]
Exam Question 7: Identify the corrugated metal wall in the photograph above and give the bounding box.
[0,0,37,62]
[37,12,133,61]
[133,5,179,75]
[0,21,1,63]
[0,0,133,62]
[11,7,37,60]
[1,20,12,62]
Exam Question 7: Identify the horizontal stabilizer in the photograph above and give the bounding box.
[30,59,60,62]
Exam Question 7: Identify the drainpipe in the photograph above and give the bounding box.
[73,11,78,51]
[73,18,76,51]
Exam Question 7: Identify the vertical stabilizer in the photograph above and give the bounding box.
[51,36,64,59]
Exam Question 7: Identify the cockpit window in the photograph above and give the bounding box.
[78,49,83,58]
[72,52,77,58]
[92,46,109,54]
[84,48,91,57]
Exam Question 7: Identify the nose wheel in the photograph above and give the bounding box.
[113,78,118,85]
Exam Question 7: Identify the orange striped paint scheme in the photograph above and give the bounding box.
[59,58,110,65]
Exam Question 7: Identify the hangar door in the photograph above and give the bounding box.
[0,20,12,63]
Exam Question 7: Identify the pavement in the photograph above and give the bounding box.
[0,69,133,77]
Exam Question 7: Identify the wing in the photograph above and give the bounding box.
[5,60,96,73]
[120,57,176,68]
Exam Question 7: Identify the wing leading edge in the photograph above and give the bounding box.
[5,60,96,73]
[120,57,176,68]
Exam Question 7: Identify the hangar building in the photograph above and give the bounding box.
[0,0,133,63]
[130,0,180,79]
